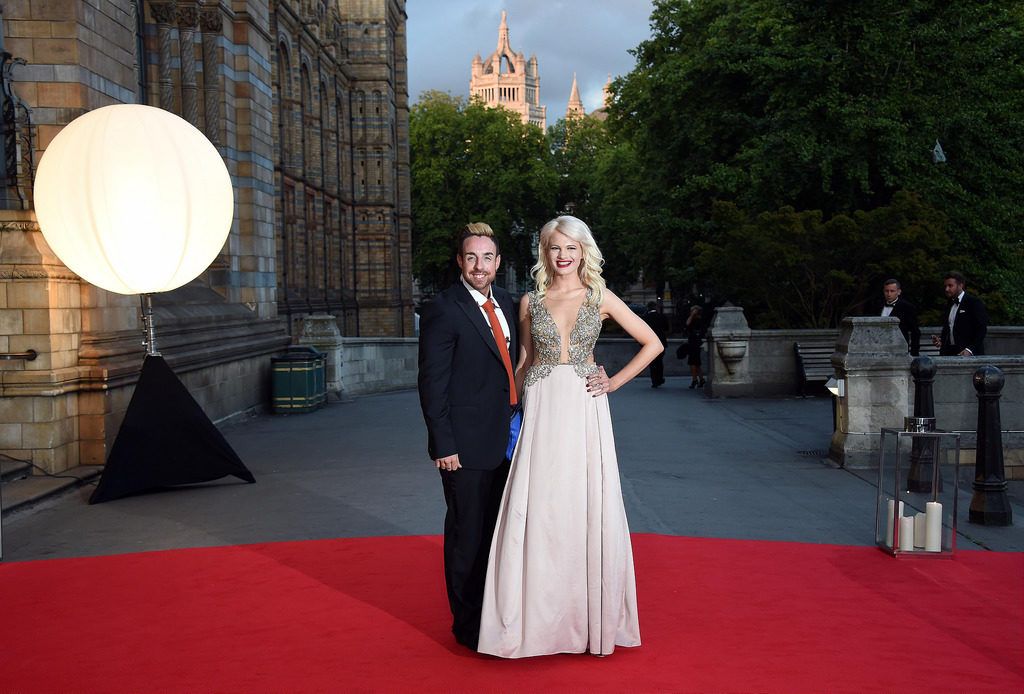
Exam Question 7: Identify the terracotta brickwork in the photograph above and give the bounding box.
[0,0,411,473]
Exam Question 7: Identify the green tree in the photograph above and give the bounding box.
[410,91,556,293]
[696,192,952,328]
[547,116,672,294]
[612,0,1024,323]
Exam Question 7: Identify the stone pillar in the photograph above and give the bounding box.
[829,317,911,468]
[177,3,199,128]
[200,6,223,146]
[296,313,344,398]
[705,306,751,397]
[151,2,177,111]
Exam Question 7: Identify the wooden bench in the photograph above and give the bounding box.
[794,341,835,396]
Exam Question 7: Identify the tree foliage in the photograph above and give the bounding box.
[611,0,1024,323]
[409,91,556,293]
[548,117,660,291]
[696,192,951,328]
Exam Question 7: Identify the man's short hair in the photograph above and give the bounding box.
[456,222,500,255]
[944,271,966,284]
[883,278,901,289]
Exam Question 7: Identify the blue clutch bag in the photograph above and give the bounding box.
[505,407,523,461]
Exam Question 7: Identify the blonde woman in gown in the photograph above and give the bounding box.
[477,215,663,658]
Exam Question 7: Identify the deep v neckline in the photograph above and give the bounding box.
[540,291,588,360]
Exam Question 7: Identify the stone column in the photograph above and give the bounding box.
[296,313,345,398]
[705,306,751,397]
[829,317,911,468]
[200,6,223,145]
[177,3,199,127]
[151,2,177,111]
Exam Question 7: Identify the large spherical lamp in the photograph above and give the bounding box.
[31,104,253,504]
[33,104,234,296]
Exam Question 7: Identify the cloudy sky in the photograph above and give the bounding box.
[406,1,656,122]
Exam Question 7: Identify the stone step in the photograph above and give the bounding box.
[0,465,103,517]
[1,458,32,485]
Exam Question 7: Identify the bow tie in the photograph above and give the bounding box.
[949,297,960,306]
[885,301,897,307]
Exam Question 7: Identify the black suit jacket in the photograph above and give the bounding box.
[940,293,988,356]
[417,282,519,470]
[877,297,920,356]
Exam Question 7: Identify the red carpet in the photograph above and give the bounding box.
[1,534,1021,693]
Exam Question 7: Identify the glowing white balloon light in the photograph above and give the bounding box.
[33,104,234,295]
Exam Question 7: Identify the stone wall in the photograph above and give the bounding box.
[339,336,417,396]
[593,337,691,378]
[923,356,1024,478]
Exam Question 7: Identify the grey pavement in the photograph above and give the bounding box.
[3,377,1022,561]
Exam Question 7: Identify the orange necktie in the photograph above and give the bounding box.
[482,298,517,406]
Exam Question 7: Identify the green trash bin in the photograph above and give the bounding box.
[271,346,326,414]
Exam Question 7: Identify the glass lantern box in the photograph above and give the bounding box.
[875,417,961,558]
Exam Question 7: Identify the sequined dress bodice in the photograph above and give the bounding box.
[525,290,602,386]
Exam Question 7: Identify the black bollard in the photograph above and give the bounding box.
[969,366,1013,526]
[907,357,941,493]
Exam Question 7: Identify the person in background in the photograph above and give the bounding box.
[642,301,669,388]
[685,305,706,388]
[878,278,920,356]
[933,271,988,356]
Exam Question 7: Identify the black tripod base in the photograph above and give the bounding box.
[90,355,255,504]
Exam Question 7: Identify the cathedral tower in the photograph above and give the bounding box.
[469,11,546,129]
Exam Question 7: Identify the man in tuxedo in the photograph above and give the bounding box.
[932,271,988,356]
[417,223,518,650]
[878,279,920,356]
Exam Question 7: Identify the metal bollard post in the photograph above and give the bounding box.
[969,366,1013,526]
[907,357,941,493]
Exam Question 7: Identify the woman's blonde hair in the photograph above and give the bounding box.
[531,215,606,306]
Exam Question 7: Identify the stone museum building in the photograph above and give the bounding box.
[469,10,545,129]
[0,0,412,475]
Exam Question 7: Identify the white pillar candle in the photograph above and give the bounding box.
[899,516,915,551]
[925,501,943,552]
[885,500,905,547]
[913,513,927,549]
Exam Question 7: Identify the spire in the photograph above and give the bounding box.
[497,10,510,53]
[602,73,612,108]
[566,72,585,119]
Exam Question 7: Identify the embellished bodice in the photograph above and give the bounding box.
[525,289,602,386]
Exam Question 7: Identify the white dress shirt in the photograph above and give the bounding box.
[948,290,964,335]
[462,277,511,348]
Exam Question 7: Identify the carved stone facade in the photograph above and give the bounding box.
[469,10,545,129]
[0,0,411,475]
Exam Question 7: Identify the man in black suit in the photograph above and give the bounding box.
[933,271,988,356]
[417,223,518,650]
[878,278,920,356]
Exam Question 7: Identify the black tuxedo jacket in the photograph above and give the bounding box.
[876,297,920,356]
[417,282,519,470]
[940,293,988,356]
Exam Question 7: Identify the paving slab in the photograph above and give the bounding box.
[2,377,1021,562]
